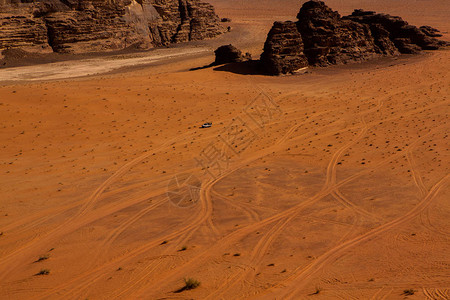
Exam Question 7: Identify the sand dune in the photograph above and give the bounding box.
[0,0,449,299]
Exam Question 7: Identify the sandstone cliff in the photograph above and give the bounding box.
[0,0,225,54]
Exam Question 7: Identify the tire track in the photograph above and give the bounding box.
[206,120,369,299]
[204,99,381,298]
[0,133,188,282]
[28,98,447,298]
[260,175,449,299]
[332,190,381,222]
[107,117,444,299]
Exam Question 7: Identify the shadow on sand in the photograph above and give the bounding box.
[190,60,263,75]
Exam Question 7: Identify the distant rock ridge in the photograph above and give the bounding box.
[261,0,448,75]
[0,0,226,54]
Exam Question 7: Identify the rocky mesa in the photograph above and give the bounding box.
[261,0,448,75]
[0,0,225,55]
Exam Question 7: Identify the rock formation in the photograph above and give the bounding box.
[260,0,448,75]
[296,1,381,66]
[0,0,225,54]
[260,21,308,75]
[214,44,251,65]
[344,9,447,54]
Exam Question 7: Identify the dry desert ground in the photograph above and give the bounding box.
[0,0,449,299]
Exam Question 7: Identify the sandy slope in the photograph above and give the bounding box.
[0,0,449,299]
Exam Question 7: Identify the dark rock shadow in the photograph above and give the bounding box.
[212,60,263,75]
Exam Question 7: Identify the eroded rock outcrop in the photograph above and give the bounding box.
[0,0,225,54]
[296,1,381,66]
[260,21,308,75]
[260,0,447,75]
[344,9,446,54]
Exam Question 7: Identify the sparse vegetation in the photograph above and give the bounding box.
[184,278,200,290]
[35,269,50,276]
[179,245,187,251]
[233,253,240,256]
[175,277,201,293]
[160,240,168,245]
[403,289,415,296]
[35,254,49,263]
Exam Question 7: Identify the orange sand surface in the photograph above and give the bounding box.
[0,0,449,299]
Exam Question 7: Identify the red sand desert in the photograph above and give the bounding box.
[0,0,449,299]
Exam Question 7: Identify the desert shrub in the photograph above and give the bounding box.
[35,254,49,262]
[36,269,50,275]
[183,278,200,290]
[403,289,415,296]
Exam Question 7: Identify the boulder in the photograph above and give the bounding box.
[214,44,251,65]
[260,21,308,75]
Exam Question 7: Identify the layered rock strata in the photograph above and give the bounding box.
[0,0,225,54]
[260,21,308,75]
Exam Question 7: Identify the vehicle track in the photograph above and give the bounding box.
[72,108,443,298]
[109,119,446,298]
[0,133,189,282]
[259,175,449,299]
[206,118,370,298]
[11,93,446,298]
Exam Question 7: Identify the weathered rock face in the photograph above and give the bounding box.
[344,9,447,54]
[0,12,53,54]
[214,44,251,65]
[0,0,225,54]
[260,21,308,75]
[260,0,447,75]
[296,0,381,66]
[151,0,225,45]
